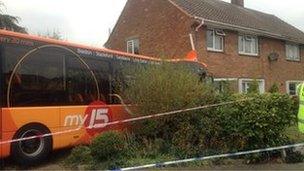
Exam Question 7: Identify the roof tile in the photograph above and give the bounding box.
[171,0,304,43]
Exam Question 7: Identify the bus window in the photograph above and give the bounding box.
[8,48,65,107]
[110,61,141,105]
[66,55,99,105]
[85,59,111,104]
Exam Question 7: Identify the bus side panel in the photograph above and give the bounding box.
[52,105,132,150]
[2,107,60,132]
[0,107,60,157]
[107,105,132,130]
[0,132,14,157]
[0,105,133,157]
[54,106,88,150]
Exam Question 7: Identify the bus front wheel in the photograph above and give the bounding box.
[11,124,52,166]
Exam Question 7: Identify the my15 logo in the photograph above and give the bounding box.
[64,101,112,135]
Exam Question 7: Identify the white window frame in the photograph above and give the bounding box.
[207,29,225,52]
[286,81,303,96]
[127,40,135,54]
[214,78,237,92]
[286,43,300,61]
[214,78,238,82]
[238,34,259,56]
[238,78,265,94]
[127,39,139,54]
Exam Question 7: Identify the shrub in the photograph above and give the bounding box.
[139,138,168,158]
[171,122,200,158]
[90,159,126,170]
[90,131,127,162]
[215,81,234,96]
[247,80,259,94]
[112,61,299,165]
[124,132,141,158]
[285,149,304,163]
[121,63,216,141]
[64,146,92,168]
[214,93,297,152]
[269,83,280,93]
[122,63,215,115]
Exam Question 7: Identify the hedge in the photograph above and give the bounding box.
[65,63,300,169]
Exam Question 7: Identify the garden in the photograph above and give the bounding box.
[64,63,303,170]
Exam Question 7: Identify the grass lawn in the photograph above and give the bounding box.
[285,125,304,143]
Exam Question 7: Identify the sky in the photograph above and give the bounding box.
[2,0,304,47]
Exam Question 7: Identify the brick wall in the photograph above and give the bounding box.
[105,0,304,94]
[105,0,193,59]
[195,27,304,92]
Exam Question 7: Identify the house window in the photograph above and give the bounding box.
[214,78,237,93]
[238,35,259,56]
[286,81,302,96]
[286,43,300,61]
[239,79,265,94]
[207,29,224,52]
[127,39,139,54]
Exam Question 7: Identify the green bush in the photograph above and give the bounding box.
[90,131,127,162]
[64,93,299,169]
[90,159,126,170]
[171,122,200,158]
[122,63,215,115]
[123,132,141,158]
[269,83,280,93]
[215,93,297,152]
[118,62,298,162]
[247,80,259,94]
[121,63,216,141]
[64,146,93,168]
[285,149,304,163]
[138,138,168,158]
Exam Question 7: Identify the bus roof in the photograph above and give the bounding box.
[0,29,207,68]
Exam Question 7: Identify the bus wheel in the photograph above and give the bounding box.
[11,124,52,166]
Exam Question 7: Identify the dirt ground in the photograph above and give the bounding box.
[25,161,304,170]
[1,149,304,170]
[0,149,71,170]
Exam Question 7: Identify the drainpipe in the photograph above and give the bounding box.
[189,33,195,50]
[188,16,205,51]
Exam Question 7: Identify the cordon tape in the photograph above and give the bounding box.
[0,98,251,145]
[1,97,303,170]
[118,142,304,171]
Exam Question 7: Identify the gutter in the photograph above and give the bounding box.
[195,17,204,32]
[167,0,303,44]
[193,16,304,44]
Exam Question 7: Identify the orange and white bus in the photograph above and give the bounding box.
[0,30,207,165]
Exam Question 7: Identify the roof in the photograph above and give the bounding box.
[170,0,304,44]
[0,29,207,68]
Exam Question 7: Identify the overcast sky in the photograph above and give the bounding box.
[2,0,304,47]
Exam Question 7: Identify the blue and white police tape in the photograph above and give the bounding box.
[118,142,304,171]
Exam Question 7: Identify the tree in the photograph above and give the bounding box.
[0,2,27,33]
[41,29,63,40]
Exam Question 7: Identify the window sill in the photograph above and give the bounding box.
[286,58,301,62]
[239,52,259,57]
[207,48,224,53]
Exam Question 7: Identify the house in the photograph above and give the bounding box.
[105,0,304,95]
